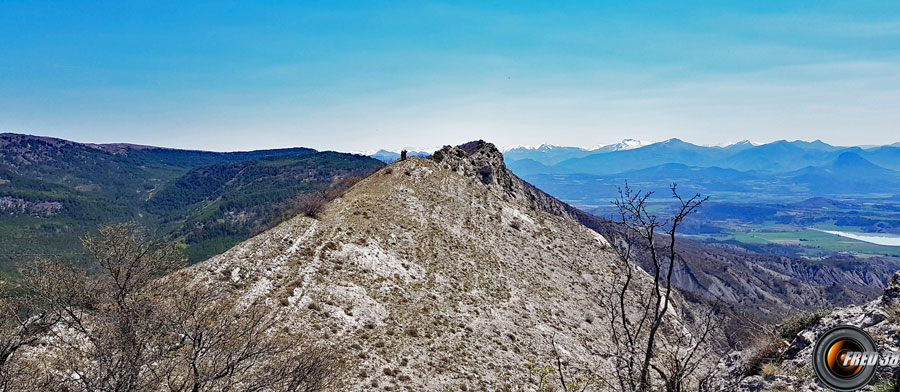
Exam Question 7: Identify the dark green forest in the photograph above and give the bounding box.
[0,134,382,274]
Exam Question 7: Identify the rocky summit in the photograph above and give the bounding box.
[165,141,703,390]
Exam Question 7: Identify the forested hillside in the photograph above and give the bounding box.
[0,133,381,273]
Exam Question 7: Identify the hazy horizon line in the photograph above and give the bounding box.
[3,131,898,155]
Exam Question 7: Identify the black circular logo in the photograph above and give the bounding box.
[812,325,877,391]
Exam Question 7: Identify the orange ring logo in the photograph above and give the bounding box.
[812,325,878,392]
[825,339,863,378]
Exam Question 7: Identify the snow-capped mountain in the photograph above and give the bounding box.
[702,140,756,148]
[502,139,655,165]
[502,139,654,153]
[499,143,587,153]
[593,138,655,152]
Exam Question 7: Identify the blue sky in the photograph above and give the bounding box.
[1,1,899,152]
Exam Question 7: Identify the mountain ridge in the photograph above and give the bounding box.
[505,138,900,176]
[166,142,711,390]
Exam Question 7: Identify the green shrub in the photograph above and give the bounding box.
[872,379,897,392]
[776,309,832,340]
[885,303,900,324]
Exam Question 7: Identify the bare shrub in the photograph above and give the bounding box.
[596,182,716,392]
[0,222,343,392]
[148,281,342,391]
[0,260,85,389]
[81,221,186,300]
[293,192,328,218]
[281,174,369,221]
[743,333,786,377]
[43,222,185,391]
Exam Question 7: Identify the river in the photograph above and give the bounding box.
[817,229,900,247]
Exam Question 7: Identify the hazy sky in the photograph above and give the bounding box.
[2,1,899,152]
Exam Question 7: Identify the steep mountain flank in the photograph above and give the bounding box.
[501,141,900,321]
[588,220,900,323]
[168,142,707,390]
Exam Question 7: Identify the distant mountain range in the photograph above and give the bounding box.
[367,139,660,165]
[0,133,382,271]
[368,149,431,162]
[504,138,900,204]
[506,138,900,175]
[503,139,654,165]
[506,139,900,175]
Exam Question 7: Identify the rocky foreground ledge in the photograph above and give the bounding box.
[712,270,900,391]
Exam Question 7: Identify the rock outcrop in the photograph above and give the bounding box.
[432,140,586,221]
[711,269,900,391]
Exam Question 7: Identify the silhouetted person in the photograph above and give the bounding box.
[400,150,407,161]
